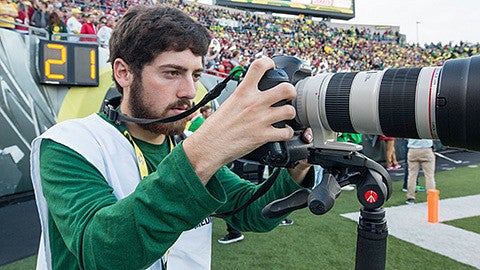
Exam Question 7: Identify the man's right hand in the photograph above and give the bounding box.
[183,57,297,184]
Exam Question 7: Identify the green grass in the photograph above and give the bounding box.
[2,165,480,270]
[212,165,480,270]
[0,256,36,270]
[444,216,480,234]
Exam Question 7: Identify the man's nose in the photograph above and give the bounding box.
[178,77,197,99]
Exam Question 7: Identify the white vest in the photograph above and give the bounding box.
[30,114,212,270]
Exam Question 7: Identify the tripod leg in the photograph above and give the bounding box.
[355,208,388,270]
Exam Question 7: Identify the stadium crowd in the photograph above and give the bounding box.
[1,0,480,74]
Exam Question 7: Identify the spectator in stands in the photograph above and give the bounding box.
[230,49,242,67]
[24,0,34,19]
[47,11,67,40]
[15,0,30,33]
[31,6,314,269]
[205,42,220,70]
[97,14,107,30]
[0,0,18,30]
[56,6,68,23]
[30,0,49,29]
[97,15,115,47]
[220,54,235,74]
[79,12,97,42]
[66,7,82,41]
[229,54,248,81]
[72,0,480,74]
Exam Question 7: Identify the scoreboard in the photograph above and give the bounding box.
[215,0,355,20]
[37,39,99,86]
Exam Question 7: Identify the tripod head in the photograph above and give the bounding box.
[262,146,392,218]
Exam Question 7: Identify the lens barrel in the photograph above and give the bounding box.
[294,56,480,151]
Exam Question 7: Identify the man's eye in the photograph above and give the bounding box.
[193,73,202,80]
[166,70,180,76]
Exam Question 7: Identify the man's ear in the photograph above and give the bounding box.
[113,58,133,89]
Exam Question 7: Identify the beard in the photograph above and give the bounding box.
[128,76,191,136]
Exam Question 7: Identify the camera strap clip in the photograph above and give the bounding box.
[102,99,122,125]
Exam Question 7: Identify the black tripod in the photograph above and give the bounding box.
[262,148,392,270]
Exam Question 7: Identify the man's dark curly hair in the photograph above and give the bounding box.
[109,5,212,94]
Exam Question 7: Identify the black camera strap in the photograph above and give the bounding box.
[103,70,243,125]
[212,167,281,218]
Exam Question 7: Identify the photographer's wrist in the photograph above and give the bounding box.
[288,163,313,186]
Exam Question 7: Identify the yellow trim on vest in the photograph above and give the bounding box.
[123,131,175,179]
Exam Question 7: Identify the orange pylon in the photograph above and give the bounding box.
[427,189,440,223]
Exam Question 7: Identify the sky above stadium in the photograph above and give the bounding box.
[335,0,480,45]
[201,0,480,45]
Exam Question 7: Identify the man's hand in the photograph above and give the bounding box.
[183,57,297,184]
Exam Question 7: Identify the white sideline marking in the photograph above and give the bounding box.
[341,194,480,269]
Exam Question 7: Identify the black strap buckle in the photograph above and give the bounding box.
[105,105,119,123]
[102,98,121,124]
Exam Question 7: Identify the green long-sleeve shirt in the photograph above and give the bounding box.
[38,115,313,269]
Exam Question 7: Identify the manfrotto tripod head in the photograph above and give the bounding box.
[262,147,392,218]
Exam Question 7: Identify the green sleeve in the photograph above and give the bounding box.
[39,139,226,269]
[215,166,315,232]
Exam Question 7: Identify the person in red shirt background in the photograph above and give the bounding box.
[378,135,401,170]
[80,12,96,42]
[15,0,31,33]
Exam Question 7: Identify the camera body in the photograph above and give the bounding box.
[242,56,315,167]
[245,55,480,167]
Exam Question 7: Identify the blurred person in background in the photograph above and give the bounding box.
[30,0,49,29]
[405,139,436,205]
[79,12,97,42]
[15,0,31,33]
[188,105,211,132]
[47,11,67,40]
[0,0,18,30]
[97,15,115,47]
[379,135,401,170]
[66,7,82,41]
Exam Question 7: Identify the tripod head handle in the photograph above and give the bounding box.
[261,147,392,218]
[308,172,341,215]
[307,148,392,210]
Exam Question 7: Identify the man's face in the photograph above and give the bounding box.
[128,50,204,135]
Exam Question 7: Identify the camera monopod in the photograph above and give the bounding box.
[263,147,392,270]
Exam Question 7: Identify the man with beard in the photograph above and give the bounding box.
[30,5,314,270]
